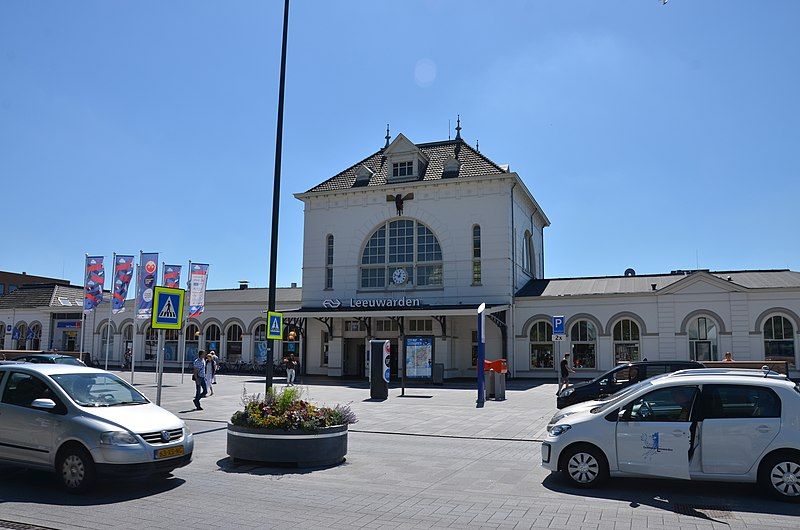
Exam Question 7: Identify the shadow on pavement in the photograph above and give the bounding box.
[215,457,347,476]
[0,465,184,506]
[542,472,800,519]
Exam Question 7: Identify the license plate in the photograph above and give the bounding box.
[541,443,551,463]
[155,446,185,460]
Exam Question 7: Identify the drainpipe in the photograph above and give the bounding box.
[510,182,517,294]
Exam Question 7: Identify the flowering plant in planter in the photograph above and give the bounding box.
[230,387,357,432]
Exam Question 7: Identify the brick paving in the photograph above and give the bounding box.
[0,372,798,529]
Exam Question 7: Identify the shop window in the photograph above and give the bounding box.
[29,323,41,350]
[570,320,597,369]
[409,319,432,333]
[472,225,481,285]
[145,326,158,360]
[325,234,334,289]
[99,323,114,360]
[764,315,795,369]
[688,316,718,362]
[14,323,27,350]
[471,330,478,367]
[162,329,179,361]
[184,323,200,361]
[613,319,641,363]
[205,324,221,355]
[121,323,134,362]
[360,220,443,289]
[253,322,268,364]
[282,326,300,359]
[321,330,329,366]
[530,321,554,369]
[226,324,243,361]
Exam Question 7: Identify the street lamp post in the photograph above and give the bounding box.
[477,303,486,407]
[266,0,290,393]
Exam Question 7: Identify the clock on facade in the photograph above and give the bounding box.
[392,268,408,285]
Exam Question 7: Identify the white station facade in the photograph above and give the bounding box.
[2,128,799,378]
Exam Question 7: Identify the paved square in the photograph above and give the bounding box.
[0,371,798,529]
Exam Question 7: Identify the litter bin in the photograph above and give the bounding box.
[432,363,444,385]
[483,359,508,401]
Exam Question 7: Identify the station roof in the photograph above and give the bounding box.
[0,284,85,309]
[515,269,800,298]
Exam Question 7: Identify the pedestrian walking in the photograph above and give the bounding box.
[123,348,132,370]
[210,350,219,383]
[204,351,216,396]
[558,353,575,396]
[192,350,208,410]
[284,353,297,386]
[723,351,734,362]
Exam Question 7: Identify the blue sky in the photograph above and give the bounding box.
[1,1,798,290]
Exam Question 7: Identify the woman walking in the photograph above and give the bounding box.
[204,351,216,396]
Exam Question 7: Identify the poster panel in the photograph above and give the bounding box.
[405,336,433,379]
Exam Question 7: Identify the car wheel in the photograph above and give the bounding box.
[759,452,800,502]
[57,446,96,494]
[561,444,609,488]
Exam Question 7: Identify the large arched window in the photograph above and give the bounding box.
[764,315,796,369]
[530,321,554,369]
[226,324,243,361]
[688,316,718,361]
[325,234,334,289]
[164,329,179,361]
[184,323,200,361]
[570,321,597,369]
[205,324,221,355]
[100,323,114,360]
[144,325,158,360]
[253,322,268,363]
[360,220,442,288]
[121,324,134,360]
[472,225,481,285]
[29,323,41,350]
[14,323,27,350]
[613,319,640,363]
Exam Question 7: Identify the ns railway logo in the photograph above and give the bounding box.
[323,297,422,309]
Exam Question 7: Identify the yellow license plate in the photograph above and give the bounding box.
[155,446,185,460]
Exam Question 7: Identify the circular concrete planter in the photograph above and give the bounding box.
[226,424,348,468]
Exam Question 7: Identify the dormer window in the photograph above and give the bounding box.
[354,165,373,186]
[392,161,414,178]
[442,156,461,177]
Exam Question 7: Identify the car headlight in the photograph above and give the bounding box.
[561,388,575,397]
[100,431,140,446]
[183,426,191,437]
[546,424,572,436]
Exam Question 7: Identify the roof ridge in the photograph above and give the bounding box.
[531,269,796,282]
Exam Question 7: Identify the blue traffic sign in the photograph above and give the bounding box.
[152,286,185,329]
[267,311,283,340]
[552,315,565,335]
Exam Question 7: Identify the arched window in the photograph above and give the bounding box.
[530,321,554,369]
[522,231,534,276]
[205,324,221,355]
[144,325,158,360]
[570,321,597,369]
[253,322,268,363]
[226,324,243,361]
[688,316,718,361]
[472,225,481,285]
[764,315,796,369]
[164,328,179,361]
[14,323,27,350]
[99,323,114,360]
[360,220,442,288]
[184,323,200,361]
[613,319,640,363]
[121,324,134,360]
[325,234,334,289]
[282,324,300,359]
[29,323,41,350]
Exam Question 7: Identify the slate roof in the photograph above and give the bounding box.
[305,139,507,193]
[515,270,800,298]
[0,284,85,309]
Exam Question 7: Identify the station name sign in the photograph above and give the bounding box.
[323,297,422,309]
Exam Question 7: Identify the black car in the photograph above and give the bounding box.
[10,353,86,366]
[556,360,703,409]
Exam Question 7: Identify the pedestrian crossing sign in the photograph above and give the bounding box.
[152,286,185,330]
[267,311,283,340]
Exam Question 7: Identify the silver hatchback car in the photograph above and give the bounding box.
[0,363,194,492]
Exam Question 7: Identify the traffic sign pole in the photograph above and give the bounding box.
[156,329,165,405]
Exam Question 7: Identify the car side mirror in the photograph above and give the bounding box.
[31,398,56,411]
[617,409,626,421]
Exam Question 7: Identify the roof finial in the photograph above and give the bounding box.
[384,124,391,148]
[455,115,462,140]
[476,139,479,153]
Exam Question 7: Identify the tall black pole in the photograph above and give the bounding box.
[266,0,290,393]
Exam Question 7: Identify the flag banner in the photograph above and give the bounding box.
[136,252,159,320]
[162,264,182,289]
[188,263,209,318]
[83,256,105,312]
[112,255,135,314]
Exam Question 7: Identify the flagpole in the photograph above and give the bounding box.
[156,261,165,384]
[180,260,191,384]
[131,251,141,385]
[104,252,115,370]
[79,254,88,361]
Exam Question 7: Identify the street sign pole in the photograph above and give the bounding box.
[477,303,486,407]
[156,329,165,405]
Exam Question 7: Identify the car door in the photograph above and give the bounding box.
[699,384,781,474]
[616,385,698,479]
[0,372,62,466]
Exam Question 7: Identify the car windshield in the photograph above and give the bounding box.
[50,373,149,407]
[591,378,660,413]
[54,357,84,366]
[590,364,626,384]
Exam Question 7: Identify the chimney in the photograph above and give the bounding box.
[290,282,297,288]
[651,283,657,291]
[238,280,249,290]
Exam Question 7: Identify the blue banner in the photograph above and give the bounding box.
[136,252,159,320]
[83,256,105,312]
[162,264,182,289]
[112,255,135,314]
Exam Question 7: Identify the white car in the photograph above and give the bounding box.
[542,368,800,502]
[0,363,194,492]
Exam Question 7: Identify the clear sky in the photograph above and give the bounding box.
[1,1,798,290]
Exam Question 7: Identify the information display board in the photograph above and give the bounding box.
[405,336,433,379]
